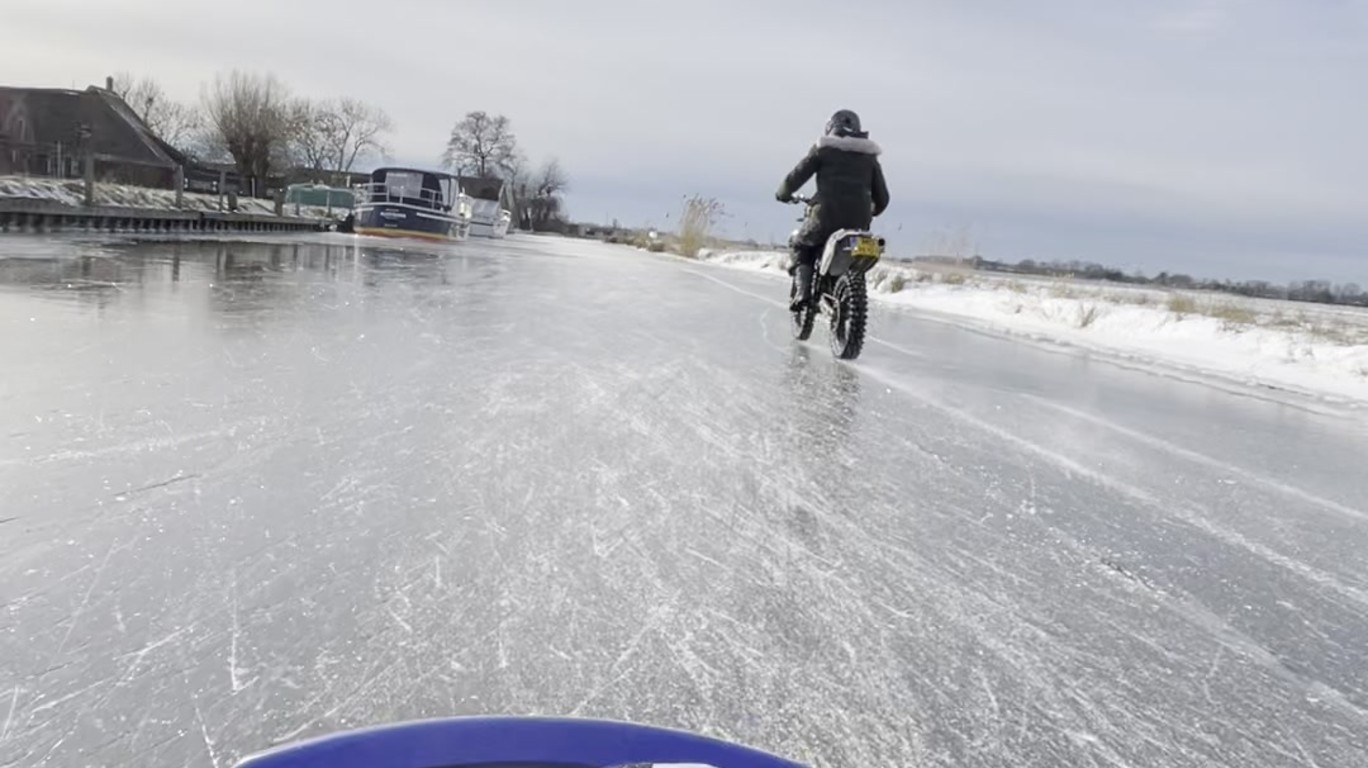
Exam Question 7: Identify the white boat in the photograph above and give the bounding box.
[460,176,513,239]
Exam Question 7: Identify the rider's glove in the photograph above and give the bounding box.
[776,191,793,203]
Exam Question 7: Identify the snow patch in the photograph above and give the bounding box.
[692,249,1368,404]
[0,176,339,219]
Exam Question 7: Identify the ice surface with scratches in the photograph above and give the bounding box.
[0,233,1366,767]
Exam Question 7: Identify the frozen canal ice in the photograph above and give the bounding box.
[1,234,1366,766]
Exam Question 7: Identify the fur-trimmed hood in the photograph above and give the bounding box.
[818,134,882,155]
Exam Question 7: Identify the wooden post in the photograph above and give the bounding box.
[218,170,227,211]
[83,153,95,207]
[78,123,94,206]
[175,166,185,208]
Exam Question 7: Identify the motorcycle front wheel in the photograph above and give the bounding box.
[829,272,868,360]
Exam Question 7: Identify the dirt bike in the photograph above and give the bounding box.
[786,195,885,360]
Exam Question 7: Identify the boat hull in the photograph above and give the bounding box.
[354,203,470,242]
[468,199,512,239]
[469,219,511,239]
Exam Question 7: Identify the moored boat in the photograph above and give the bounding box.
[460,176,513,239]
[353,167,472,241]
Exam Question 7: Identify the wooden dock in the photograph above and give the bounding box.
[0,198,333,235]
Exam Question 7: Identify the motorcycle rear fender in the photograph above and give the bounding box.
[819,229,882,277]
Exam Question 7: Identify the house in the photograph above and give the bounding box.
[0,81,184,188]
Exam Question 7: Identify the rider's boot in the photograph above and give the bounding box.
[790,263,814,312]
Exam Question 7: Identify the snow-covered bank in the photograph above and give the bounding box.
[0,176,337,219]
[694,248,1368,404]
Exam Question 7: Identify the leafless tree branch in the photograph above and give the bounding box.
[201,71,295,193]
[110,72,202,151]
[442,111,518,179]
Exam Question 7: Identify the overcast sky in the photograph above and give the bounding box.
[5,0,1366,282]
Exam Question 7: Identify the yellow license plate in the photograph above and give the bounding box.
[851,237,881,259]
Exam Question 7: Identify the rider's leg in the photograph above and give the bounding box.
[790,245,817,311]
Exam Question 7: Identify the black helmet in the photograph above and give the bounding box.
[825,109,866,138]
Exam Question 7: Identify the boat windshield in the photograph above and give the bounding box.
[367,169,446,209]
[384,170,426,198]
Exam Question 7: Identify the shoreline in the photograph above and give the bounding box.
[0,175,339,235]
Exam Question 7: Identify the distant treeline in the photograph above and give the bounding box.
[915,255,1368,308]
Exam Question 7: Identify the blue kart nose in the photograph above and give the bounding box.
[233,716,807,768]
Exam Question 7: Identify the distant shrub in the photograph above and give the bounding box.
[1208,302,1256,329]
[647,241,666,253]
[1049,281,1077,299]
[1268,310,1300,328]
[1006,280,1027,294]
[888,273,907,293]
[1167,294,1198,317]
[941,272,967,286]
[1308,322,1355,345]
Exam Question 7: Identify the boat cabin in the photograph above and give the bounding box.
[360,167,459,211]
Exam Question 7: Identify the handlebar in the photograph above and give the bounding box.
[786,195,813,205]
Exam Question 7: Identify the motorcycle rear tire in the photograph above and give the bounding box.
[829,272,868,360]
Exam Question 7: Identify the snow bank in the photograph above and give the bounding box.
[0,176,337,219]
[693,249,1368,404]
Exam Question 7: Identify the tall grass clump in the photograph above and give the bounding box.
[1207,302,1256,329]
[677,195,725,258]
[1167,294,1198,318]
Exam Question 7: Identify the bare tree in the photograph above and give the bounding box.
[329,98,392,174]
[109,72,201,151]
[442,111,517,178]
[201,71,296,195]
[528,158,569,230]
[181,125,232,164]
[501,152,532,229]
[287,97,392,183]
[288,99,341,174]
[534,158,568,198]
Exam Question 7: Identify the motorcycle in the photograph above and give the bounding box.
[232,716,806,768]
[785,195,885,360]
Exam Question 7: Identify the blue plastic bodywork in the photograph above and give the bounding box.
[233,716,807,768]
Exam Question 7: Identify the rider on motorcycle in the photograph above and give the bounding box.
[776,109,890,310]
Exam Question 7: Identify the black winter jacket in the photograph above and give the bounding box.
[777,135,890,249]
